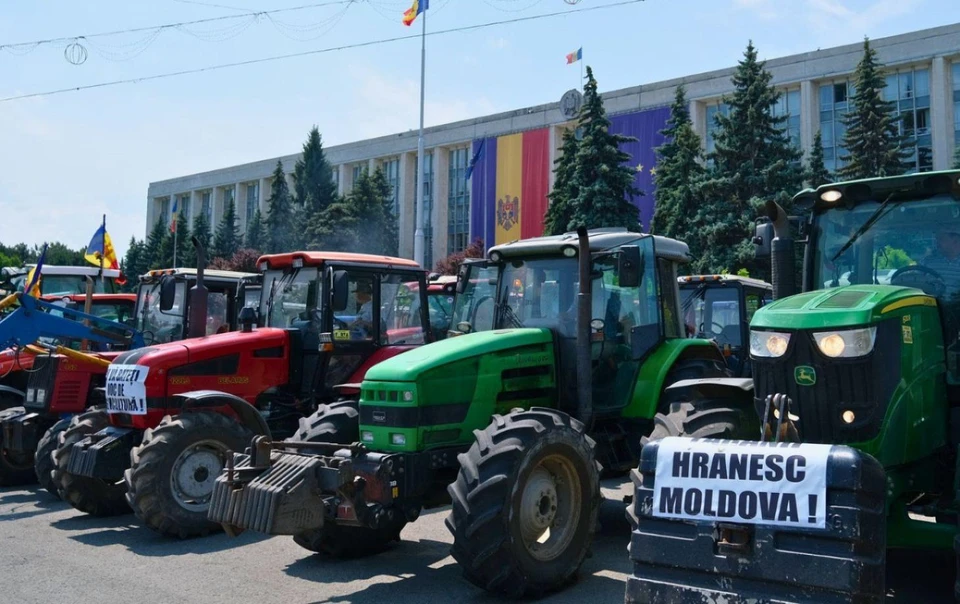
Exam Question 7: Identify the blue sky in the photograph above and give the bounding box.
[1,0,957,258]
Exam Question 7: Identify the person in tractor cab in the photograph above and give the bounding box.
[351,280,375,339]
[922,227,960,298]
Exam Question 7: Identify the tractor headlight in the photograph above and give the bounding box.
[750,330,791,358]
[813,327,876,358]
[26,388,35,402]
[361,431,374,443]
[36,389,46,403]
[391,433,406,446]
[402,391,414,402]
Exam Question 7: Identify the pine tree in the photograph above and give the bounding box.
[371,167,399,256]
[697,41,805,275]
[806,130,832,187]
[173,212,193,267]
[122,237,147,285]
[293,127,338,216]
[305,199,358,252]
[144,217,168,269]
[953,146,960,170]
[838,38,909,180]
[213,198,241,260]
[191,211,213,266]
[245,209,267,252]
[568,66,641,231]
[544,127,580,236]
[651,85,706,254]
[265,160,295,254]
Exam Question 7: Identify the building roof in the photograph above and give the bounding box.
[259,251,422,270]
[487,228,691,264]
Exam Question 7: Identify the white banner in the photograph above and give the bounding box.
[651,437,832,529]
[105,364,149,416]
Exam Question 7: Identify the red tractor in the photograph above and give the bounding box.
[52,251,432,538]
[7,265,254,495]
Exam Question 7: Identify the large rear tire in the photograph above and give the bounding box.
[446,408,600,598]
[52,408,129,516]
[289,401,408,557]
[0,407,34,486]
[35,418,70,496]
[124,411,253,538]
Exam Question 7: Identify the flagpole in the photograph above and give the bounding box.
[580,47,584,93]
[412,6,427,267]
[100,214,106,290]
[173,212,178,269]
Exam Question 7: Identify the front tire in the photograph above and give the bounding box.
[52,408,129,516]
[124,411,253,538]
[35,418,70,496]
[446,408,600,598]
[0,407,34,486]
[641,400,758,446]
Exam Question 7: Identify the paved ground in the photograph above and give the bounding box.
[0,478,953,603]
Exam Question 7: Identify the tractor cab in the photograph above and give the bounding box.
[679,274,772,376]
[236,274,262,325]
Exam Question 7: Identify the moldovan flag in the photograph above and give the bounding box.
[85,222,126,285]
[402,0,428,25]
[170,198,179,233]
[469,129,550,247]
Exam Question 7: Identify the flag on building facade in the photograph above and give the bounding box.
[170,198,179,233]
[24,244,47,298]
[402,0,428,26]
[566,48,582,64]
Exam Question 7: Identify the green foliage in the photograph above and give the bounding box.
[293,126,338,216]
[838,38,909,180]
[304,168,399,255]
[245,209,267,252]
[651,85,707,262]
[213,198,241,260]
[144,217,167,270]
[568,66,642,231]
[265,160,295,254]
[695,41,804,276]
[543,127,579,236]
[371,167,399,256]
[122,236,148,284]
[736,268,750,277]
[191,212,213,266]
[305,198,356,251]
[876,245,913,269]
[806,130,832,187]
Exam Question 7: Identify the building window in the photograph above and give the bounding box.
[352,164,367,185]
[772,88,801,149]
[818,79,854,173]
[885,66,932,172]
[952,62,960,148]
[415,153,435,270]
[704,101,729,156]
[447,148,471,254]
[223,186,235,216]
[380,158,400,215]
[201,191,212,223]
[245,182,259,225]
[160,197,170,225]
[179,194,192,227]
[332,167,340,191]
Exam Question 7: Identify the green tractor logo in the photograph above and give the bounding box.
[795,365,817,386]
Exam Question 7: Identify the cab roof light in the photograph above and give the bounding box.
[292,258,304,268]
[259,262,268,271]
[820,189,843,203]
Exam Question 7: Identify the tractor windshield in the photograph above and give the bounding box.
[135,280,186,344]
[261,268,319,328]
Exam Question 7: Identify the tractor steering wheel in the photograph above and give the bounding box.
[333,317,349,330]
[890,264,946,298]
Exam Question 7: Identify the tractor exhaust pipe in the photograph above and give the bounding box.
[576,227,593,431]
[188,236,208,338]
[765,200,796,300]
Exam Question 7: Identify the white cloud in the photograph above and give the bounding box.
[487,37,510,50]
[805,0,924,40]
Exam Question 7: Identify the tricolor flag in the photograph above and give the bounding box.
[566,47,582,64]
[170,198,179,233]
[402,0,428,26]
[85,221,127,285]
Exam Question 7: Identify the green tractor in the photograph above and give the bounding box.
[626,170,960,603]
[208,227,753,597]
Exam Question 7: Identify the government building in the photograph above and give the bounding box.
[146,23,960,269]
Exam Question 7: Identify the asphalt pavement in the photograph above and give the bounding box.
[0,479,953,603]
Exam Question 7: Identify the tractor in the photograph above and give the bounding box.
[1,262,253,494]
[52,250,434,538]
[679,274,772,376]
[626,170,960,603]
[206,227,743,597]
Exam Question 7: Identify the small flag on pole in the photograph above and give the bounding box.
[85,221,126,285]
[402,0,428,26]
[566,47,582,64]
[170,198,179,233]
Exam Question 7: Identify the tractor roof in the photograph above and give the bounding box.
[141,268,255,283]
[42,293,137,304]
[678,274,772,290]
[258,251,421,271]
[487,228,690,264]
[793,169,960,211]
[22,265,122,278]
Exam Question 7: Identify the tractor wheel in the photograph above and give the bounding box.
[124,411,253,538]
[659,357,731,406]
[446,408,600,598]
[52,408,129,516]
[0,391,24,412]
[35,418,70,497]
[290,401,407,557]
[641,400,758,446]
[0,407,35,486]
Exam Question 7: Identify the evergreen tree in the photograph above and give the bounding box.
[144,217,168,269]
[953,146,960,169]
[213,198,241,260]
[172,212,193,267]
[265,160,295,254]
[697,41,805,275]
[245,209,267,252]
[305,198,358,252]
[651,85,707,257]
[122,237,147,284]
[838,38,909,180]
[806,130,832,187]
[544,127,580,236]
[293,126,338,216]
[371,167,399,256]
[191,211,213,266]
[568,66,641,231]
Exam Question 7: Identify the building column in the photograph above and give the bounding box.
[799,79,818,159]
[337,165,348,197]
[398,152,416,259]
[232,183,240,230]
[432,147,451,266]
[211,187,222,227]
[931,56,952,171]
[689,100,706,145]
[259,177,270,215]
[368,158,377,175]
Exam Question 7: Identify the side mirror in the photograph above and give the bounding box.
[456,265,468,294]
[618,246,643,288]
[753,220,773,259]
[238,306,257,333]
[159,275,177,311]
[331,270,349,313]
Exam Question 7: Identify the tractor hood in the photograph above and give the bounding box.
[113,328,289,370]
[751,285,935,330]
[364,328,553,383]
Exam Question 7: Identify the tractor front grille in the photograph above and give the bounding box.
[752,319,901,444]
